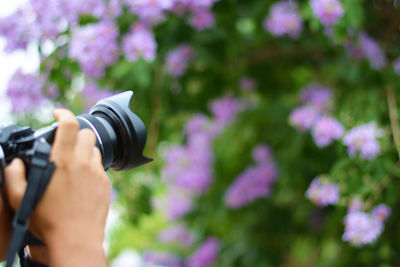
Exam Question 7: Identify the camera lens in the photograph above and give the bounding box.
[77,91,152,170]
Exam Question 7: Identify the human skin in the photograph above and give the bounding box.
[2,109,110,267]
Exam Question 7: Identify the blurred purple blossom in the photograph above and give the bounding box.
[186,237,220,267]
[342,211,383,246]
[124,0,173,24]
[252,144,273,165]
[359,32,387,69]
[69,21,119,77]
[6,69,46,113]
[300,83,333,111]
[311,116,344,147]
[184,114,219,140]
[347,32,387,70]
[123,24,157,62]
[225,145,277,209]
[310,0,344,26]
[158,223,196,247]
[263,1,303,38]
[348,198,363,213]
[0,8,37,52]
[305,177,339,206]
[372,204,391,222]
[82,82,114,110]
[239,77,257,91]
[393,57,400,76]
[209,95,244,126]
[155,187,194,220]
[143,251,183,267]
[343,122,384,160]
[190,9,215,30]
[289,106,320,132]
[166,44,195,77]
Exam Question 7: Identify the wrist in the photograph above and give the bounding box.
[45,225,106,267]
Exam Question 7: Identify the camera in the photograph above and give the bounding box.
[0,91,152,267]
[0,91,152,185]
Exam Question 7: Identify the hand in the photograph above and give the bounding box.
[4,109,110,267]
[0,193,12,261]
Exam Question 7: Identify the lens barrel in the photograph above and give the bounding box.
[77,91,152,170]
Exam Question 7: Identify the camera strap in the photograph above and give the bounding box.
[5,141,55,267]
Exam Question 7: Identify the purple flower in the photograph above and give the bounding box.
[343,122,384,160]
[372,204,391,222]
[209,95,244,126]
[393,57,400,76]
[154,186,194,220]
[0,8,38,52]
[190,9,215,30]
[289,106,320,132]
[69,21,119,77]
[186,237,220,267]
[158,223,196,247]
[6,69,46,113]
[311,116,344,147]
[356,32,387,70]
[162,135,214,193]
[143,251,183,267]
[225,146,278,209]
[122,24,157,62]
[305,177,339,206]
[348,198,363,213]
[263,1,303,38]
[124,0,173,24]
[300,83,333,111]
[239,77,256,91]
[342,211,383,246]
[310,0,344,26]
[82,82,114,110]
[166,44,195,77]
[252,144,273,165]
[184,114,219,140]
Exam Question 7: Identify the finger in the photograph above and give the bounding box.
[75,129,97,160]
[51,109,79,162]
[4,159,27,211]
[92,147,103,167]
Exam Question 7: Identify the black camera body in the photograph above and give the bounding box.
[0,91,152,184]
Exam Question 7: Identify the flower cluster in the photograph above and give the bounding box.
[166,44,195,77]
[343,122,384,160]
[224,144,278,209]
[143,250,183,267]
[310,0,344,27]
[346,31,387,70]
[186,237,220,267]
[263,1,303,39]
[172,0,217,30]
[159,95,244,220]
[290,83,344,147]
[81,82,115,110]
[342,200,391,246]
[305,176,339,207]
[122,24,157,62]
[6,69,47,113]
[69,21,119,77]
[158,223,196,247]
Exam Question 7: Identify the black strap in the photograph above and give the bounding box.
[5,141,54,267]
[18,247,49,267]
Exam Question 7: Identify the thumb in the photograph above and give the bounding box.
[4,158,27,211]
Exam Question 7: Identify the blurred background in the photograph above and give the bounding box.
[1,0,400,266]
